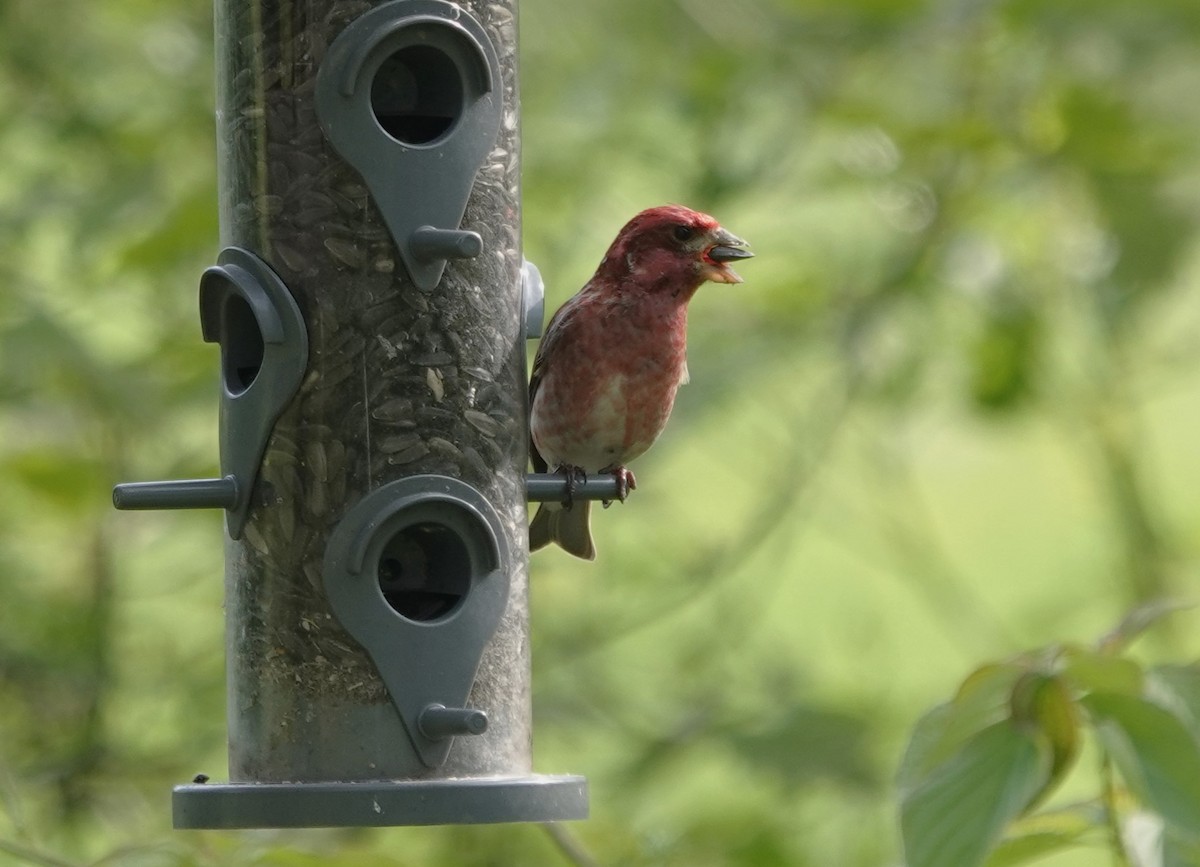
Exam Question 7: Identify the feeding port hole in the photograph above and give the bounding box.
[220,294,264,395]
[371,41,463,145]
[377,521,472,621]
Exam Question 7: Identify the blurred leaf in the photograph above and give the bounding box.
[983,805,1099,867]
[0,303,105,405]
[668,804,807,867]
[621,702,879,794]
[898,703,956,800]
[1084,692,1200,839]
[251,848,410,867]
[727,704,880,790]
[983,831,1092,867]
[2,448,111,514]
[1148,665,1200,736]
[898,662,1026,793]
[901,721,1051,867]
[114,182,217,275]
[90,841,199,867]
[1064,646,1145,696]
[1164,824,1200,867]
[968,301,1040,412]
[1010,672,1081,798]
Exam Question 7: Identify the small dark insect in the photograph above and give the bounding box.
[193,773,210,784]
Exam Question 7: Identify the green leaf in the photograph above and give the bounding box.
[983,832,1091,867]
[898,662,1028,794]
[898,703,957,798]
[901,721,1051,867]
[1010,673,1081,799]
[1148,665,1200,737]
[1164,824,1200,867]
[984,830,1093,867]
[983,805,1101,867]
[1084,692,1200,839]
[1064,647,1145,696]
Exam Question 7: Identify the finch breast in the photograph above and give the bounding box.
[531,295,688,472]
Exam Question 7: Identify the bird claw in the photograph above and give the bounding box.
[614,466,637,501]
[560,464,587,509]
[601,465,637,508]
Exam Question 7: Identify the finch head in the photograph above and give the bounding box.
[595,204,754,292]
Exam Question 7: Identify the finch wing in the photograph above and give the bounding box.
[528,294,582,473]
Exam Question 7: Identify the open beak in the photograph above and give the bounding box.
[702,227,753,284]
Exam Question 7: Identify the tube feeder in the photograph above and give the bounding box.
[115,0,587,829]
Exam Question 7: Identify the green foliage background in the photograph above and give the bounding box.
[2,0,1200,864]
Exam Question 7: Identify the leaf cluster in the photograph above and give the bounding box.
[900,603,1200,867]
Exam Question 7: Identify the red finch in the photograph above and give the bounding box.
[528,204,753,560]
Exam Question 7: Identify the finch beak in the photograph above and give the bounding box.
[702,227,753,284]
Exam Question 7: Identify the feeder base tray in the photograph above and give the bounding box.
[173,774,588,829]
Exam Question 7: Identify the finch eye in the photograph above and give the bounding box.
[672,225,695,242]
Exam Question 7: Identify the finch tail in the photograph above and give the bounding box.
[529,501,595,561]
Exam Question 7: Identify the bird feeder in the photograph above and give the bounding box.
[114,0,587,829]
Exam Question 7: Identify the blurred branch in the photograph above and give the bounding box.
[1089,401,1173,607]
[0,757,26,841]
[56,520,117,819]
[542,823,602,867]
[1050,319,1178,636]
[1099,754,1132,867]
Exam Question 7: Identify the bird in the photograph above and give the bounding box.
[528,204,753,560]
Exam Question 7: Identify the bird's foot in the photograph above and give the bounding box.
[601,465,637,508]
[558,464,587,509]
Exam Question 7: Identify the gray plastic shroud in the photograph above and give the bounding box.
[521,258,545,339]
[322,475,508,769]
[315,0,503,292]
[111,247,308,540]
[199,247,309,538]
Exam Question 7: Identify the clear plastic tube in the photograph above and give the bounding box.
[212,0,529,783]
